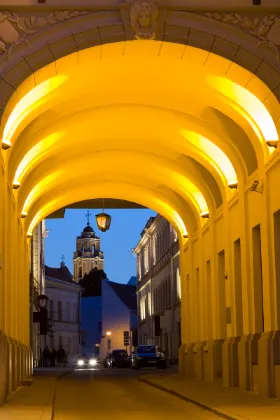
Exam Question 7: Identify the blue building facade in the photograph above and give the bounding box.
[80,296,102,356]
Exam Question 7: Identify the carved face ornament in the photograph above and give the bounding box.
[138,3,152,28]
[130,1,158,40]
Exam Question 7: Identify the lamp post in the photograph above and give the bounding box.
[106,331,112,354]
[38,294,48,309]
[95,199,112,232]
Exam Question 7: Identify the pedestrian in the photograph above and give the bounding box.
[42,345,50,367]
[57,346,66,367]
[49,347,57,367]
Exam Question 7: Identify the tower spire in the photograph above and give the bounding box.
[86,210,91,226]
[61,254,65,268]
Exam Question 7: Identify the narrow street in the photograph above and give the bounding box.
[52,368,217,419]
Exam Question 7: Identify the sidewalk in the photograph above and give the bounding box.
[0,368,72,420]
[140,373,280,420]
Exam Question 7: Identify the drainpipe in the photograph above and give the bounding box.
[170,253,174,363]
[30,236,34,352]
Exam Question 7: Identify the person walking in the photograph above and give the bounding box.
[42,346,50,367]
[49,347,57,367]
[57,346,67,367]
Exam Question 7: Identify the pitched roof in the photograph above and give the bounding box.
[127,276,137,286]
[106,280,137,310]
[45,264,74,283]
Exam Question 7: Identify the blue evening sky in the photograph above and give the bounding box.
[45,208,156,284]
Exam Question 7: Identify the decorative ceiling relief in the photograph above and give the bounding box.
[130,1,158,40]
[205,13,280,61]
[0,11,89,57]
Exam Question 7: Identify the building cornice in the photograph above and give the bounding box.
[45,276,82,289]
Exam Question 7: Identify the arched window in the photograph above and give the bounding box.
[176,268,181,301]
[144,246,149,273]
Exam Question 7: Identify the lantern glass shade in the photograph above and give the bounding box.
[38,294,48,308]
[95,212,112,232]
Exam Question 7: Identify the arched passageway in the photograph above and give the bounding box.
[0,38,280,402]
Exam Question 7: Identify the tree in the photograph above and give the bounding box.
[79,268,107,297]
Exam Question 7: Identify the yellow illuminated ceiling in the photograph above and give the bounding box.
[1,40,279,241]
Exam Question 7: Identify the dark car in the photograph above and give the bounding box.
[109,349,129,368]
[131,345,167,369]
[76,356,98,368]
[103,353,112,368]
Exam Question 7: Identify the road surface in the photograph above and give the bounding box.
[52,367,219,419]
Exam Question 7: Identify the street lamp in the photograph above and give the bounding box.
[95,199,112,232]
[38,294,48,309]
[106,331,112,336]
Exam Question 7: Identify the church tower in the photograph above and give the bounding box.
[73,212,104,282]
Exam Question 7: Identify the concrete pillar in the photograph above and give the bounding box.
[222,337,240,387]
[178,343,186,375]
[21,344,26,382]
[258,331,279,397]
[15,341,21,388]
[238,333,261,392]
[238,334,251,391]
[185,343,195,377]
[0,331,8,405]
[206,338,223,381]
[194,341,206,379]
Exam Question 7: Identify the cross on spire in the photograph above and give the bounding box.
[86,210,91,225]
[61,254,65,262]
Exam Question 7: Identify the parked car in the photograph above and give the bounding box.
[103,353,112,368]
[131,345,167,369]
[109,349,129,368]
[76,356,98,368]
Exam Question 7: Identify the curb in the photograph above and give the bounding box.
[139,378,244,420]
[50,369,73,420]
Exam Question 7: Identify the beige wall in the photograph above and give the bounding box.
[136,216,181,363]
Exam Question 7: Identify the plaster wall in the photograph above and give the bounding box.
[99,281,132,361]
[45,277,81,364]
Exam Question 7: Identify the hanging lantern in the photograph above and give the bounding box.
[95,199,112,232]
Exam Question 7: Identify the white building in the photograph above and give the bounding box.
[99,279,137,362]
[134,215,181,364]
[73,220,104,282]
[44,262,82,363]
[31,220,47,367]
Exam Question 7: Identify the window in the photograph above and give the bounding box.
[144,246,149,273]
[152,237,156,265]
[66,302,70,321]
[274,210,280,330]
[218,250,226,338]
[148,291,152,316]
[206,260,212,338]
[73,304,77,322]
[140,296,146,320]
[58,301,62,321]
[176,268,181,301]
[49,300,54,319]
[65,337,70,353]
[177,322,181,348]
[138,256,142,279]
[252,224,264,333]
[234,240,243,336]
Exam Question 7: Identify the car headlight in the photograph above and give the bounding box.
[89,359,97,366]
[77,359,84,366]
